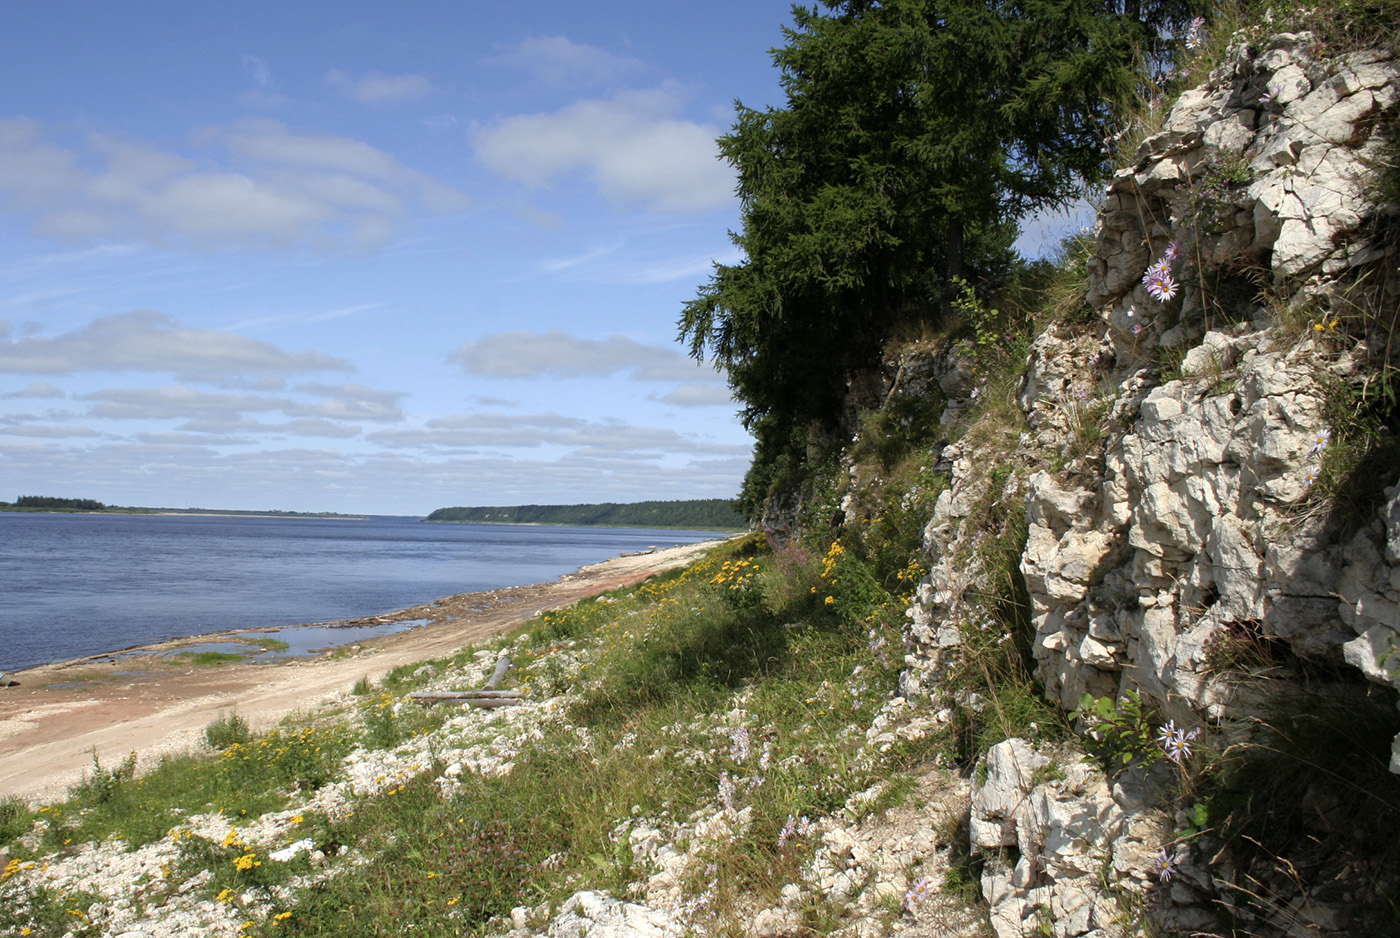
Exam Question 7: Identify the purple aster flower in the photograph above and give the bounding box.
[1260,85,1281,105]
[1305,428,1332,460]
[1146,270,1179,302]
[1185,17,1206,50]
[1163,239,1183,262]
[1162,724,1200,764]
[903,875,931,910]
[1155,847,1177,883]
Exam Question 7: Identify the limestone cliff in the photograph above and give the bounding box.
[889,24,1399,938]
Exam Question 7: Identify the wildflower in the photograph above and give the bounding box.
[1185,16,1206,50]
[730,725,751,764]
[1145,269,1179,302]
[718,772,737,814]
[1305,428,1331,460]
[1155,847,1177,883]
[903,874,931,910]
[778,814,799,847]
[1160,723,1202,764]
[1163,239,1183,262]
[1303,463,1322,489]
[1132,324,1144,336]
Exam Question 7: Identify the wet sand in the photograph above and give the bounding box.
[0,540,721,803]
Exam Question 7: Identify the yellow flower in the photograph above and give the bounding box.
[217,888,235,902]
[274,911,293,922]
[290,815,304,825]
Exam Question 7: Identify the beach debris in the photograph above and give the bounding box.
[409,655,523,708]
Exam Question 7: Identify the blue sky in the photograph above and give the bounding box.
[0,1,812,514]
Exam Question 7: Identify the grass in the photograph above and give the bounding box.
[205,711,252,750]
[3,9,1396,936]
[0,513,968,936]
[175,650,247,666]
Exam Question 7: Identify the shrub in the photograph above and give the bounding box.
[204,711,252,750]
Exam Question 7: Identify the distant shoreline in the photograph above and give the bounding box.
[0,507,371,520]
[423,518,745,531]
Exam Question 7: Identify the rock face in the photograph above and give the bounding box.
[1088,32,1398,348]
[904,23,1400,938]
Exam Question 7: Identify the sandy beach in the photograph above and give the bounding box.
[0,539,722,804]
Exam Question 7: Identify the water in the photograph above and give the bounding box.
[0,513,725,672]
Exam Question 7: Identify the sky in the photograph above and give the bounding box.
[0,1,813,515]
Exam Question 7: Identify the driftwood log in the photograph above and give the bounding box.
[409,655,525,709]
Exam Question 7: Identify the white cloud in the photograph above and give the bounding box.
[473,86,734,213]
[0,424,99,438]
[368,411,747,456]
[654,383,734,407]
[78,382,402,424]
[325,69,438,104]
[0,310,350,376]
[487,36,646,88]
[295,381,405,408]
[449,329,719,383]
[0,117,468,250]
[3,381,65,399]
[82,385,292,420]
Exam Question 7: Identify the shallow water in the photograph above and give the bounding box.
[0,513,723,671]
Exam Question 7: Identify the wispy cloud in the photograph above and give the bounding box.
[653,382,733,407]
[473,85,734,214]
[324,69,439,105]
[369,411,746,455]
[448,329,718,382]
[3,381,65,399]
[0,117,468,250]
[486,36,646,88]
[239,54,288,109]
[0,310,350,376]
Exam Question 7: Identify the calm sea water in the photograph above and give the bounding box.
[0,513,725,672]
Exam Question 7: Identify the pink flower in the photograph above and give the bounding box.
[1145,270,1179,302]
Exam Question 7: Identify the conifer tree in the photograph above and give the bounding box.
[681,0,1204,515]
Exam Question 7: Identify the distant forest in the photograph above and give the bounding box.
[1,495,108,511]
[0,496,362,518]
[425,499,747,530]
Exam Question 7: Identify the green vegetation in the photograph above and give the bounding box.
[204,712,253,750]
[0,496,367,518]
[680,0,1204,516]
[424,498,745,529]
[3,3,1398,936]
[3,495,107,511]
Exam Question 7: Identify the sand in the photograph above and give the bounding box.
[0,540,722,804]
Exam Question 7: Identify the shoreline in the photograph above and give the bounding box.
[0,539,723,803]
